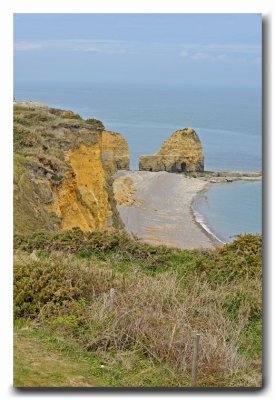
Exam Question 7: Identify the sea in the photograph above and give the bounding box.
[14,81,262,242]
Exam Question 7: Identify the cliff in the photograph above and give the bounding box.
[13,102,129,235]
[101,130,130,174]
[139,128,204,172]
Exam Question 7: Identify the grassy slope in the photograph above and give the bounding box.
[14,230,262,388]
[14,321,101,387]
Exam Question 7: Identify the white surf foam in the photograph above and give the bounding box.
[192,208,226,245]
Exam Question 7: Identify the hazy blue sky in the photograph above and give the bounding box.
[14,14,262,87]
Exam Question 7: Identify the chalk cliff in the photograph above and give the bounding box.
[13,102,129,234]
[139,128,204,172]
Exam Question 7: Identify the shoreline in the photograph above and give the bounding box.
[191,178,262,246]
[190,184,226,247]
[113,170,261,250]
[114,171,218,250]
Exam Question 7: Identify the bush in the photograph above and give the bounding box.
[14,124,39,151]
[85,118,105,130]
[13,252,115,319]
[14,229,171,270]
[14,230,262,279]
[48,108,81,120]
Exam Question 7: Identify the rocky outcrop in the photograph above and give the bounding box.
[101,130,130,174]
[45,143,110,231]
[13,102,127,234]
[139,128,204,173]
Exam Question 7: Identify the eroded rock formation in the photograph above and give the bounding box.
[13,102,129,234]
[139,128,204,172]
[101,130,130,174]
[45,143,110,231]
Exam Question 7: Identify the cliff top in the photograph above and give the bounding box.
[14,102,105,173]
[14,101,47,108]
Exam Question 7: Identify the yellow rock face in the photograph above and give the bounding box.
[13,104,129,234]
[101,130,130,174]
[46,143,109,231]
[139,128,204,172]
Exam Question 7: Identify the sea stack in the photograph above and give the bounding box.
[139,128,204,172]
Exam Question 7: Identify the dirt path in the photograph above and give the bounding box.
[114,171,218,250]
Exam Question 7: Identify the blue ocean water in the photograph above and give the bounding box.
[14,81,262,241]
[193,180,262,243]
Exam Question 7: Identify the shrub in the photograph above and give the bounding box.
[14,124,39,151]
[48,108,81,120]
[14,229,171,270]
[85,118,105,130]
[13,253,112,319]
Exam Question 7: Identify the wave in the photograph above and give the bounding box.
[192,205,226,245]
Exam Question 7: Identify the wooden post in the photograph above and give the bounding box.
[109,288,115,311]
[191,333,200,387]
[168,323,177,352]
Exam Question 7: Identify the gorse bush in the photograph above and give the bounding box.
[14,229,172,270]
[190,234,262,283]
[14,230,262,278]
[14,230,262,384]
[14,252,119,319]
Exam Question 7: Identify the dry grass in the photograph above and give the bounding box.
[14,231,262,386]
[46,269,254,375]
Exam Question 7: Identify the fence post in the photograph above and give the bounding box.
[168,323,177,352]
[109,288,115,311]
[191,333,200,387]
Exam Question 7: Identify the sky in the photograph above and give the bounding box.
[14,13,262,87]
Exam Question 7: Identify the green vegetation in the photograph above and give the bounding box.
[14,321,101,387]
[14,230,262,387]
[86,118,105,130]
[14,320,189,387]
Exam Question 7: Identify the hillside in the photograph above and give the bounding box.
[14,230,262,387]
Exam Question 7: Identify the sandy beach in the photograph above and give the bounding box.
[113,171,220,250]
